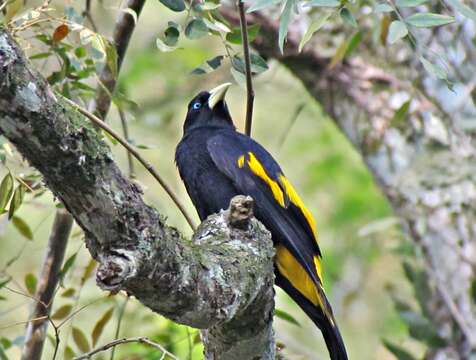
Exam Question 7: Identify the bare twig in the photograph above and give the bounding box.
[21,209,73,360]
[238,0,255,136]
[118,107,135,179]
[83,0,97,32]
[89,0,146,119]
[110,296,129,360]
[74,337,179,360]
[63,96,196,230]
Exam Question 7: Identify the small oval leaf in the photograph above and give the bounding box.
[91,307,114,346]
[158,0,185,12]
[405,13,455,27]
[72,327,90,353]
[12,216,33,240]
[340,7,357,27]
[388,20,408,44]
[8,185,25,220]
[0,173,14,211]
[24,273,37,295]
[51,304,73,320]
[185,18,208,39]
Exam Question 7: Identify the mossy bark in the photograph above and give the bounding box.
[0,29,276,360]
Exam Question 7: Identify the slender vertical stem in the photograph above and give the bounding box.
[118,108,135,178]
[238,0,255,136]
[21,209,74,360]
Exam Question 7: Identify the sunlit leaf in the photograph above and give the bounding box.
[158,0,186,12]
[275,308,301,326]
[8,185,25,220]
[0,173,14,211]
[91,307,114,346]
[299,13,331,52]
[53,24,70,43]
[340,7,357,27]
[279,0,295,53]
[445,0,476,23]
[247,0,281,13]
[226,24,260,44]
[396,0,427,7]
[375,3,394,12]
[388,20,408,44]
[51,304,73,320]
[307,0,340,6]
[105,41,118,77]
[24,273,37,295]
[72,327,90,353]
[12,216,33,240]
[185,18,209,39]
[405,13,455,27]
[203,18,231,33]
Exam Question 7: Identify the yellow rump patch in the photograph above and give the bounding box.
[278,175,318,242]
[237,155,245,168]
[246,152,285,207]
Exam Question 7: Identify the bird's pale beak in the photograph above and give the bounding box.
[208,82,231,109]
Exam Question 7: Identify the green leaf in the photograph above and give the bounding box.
[344,31,362,57]
[194,1,221,11]
[64,346,75,360]
[8,185,25,220]
[340,7,357,27]
[420,57,448,80]
[247,0,281,13]
[0,279,10,289]
[391,100,411,127]
[72,327,90,353]
[471,279,476,303]
[60,253,77,283]
[203,18,231,33]
[51,304,73,320]
[445,0,476,23]
[12,216,33,240]
[231,54,269,74]
[405,13,455,27]
[307,0,340,6]
[164,23,180,46]
[185,18,209,39]
[156,38,177,52]
[279,0,294,53]
[29,52,52,60]
[0,173,14,211]
[61,288,76,298]
[207,55,224,69]
[105,41,118,77]
[396,0,427,7]
[80,259,97,285]
[375,3,394,12]
[274,308,301,326]
[382,339,417,360]
[91,307,114,346]
[24,273,37,295]
[388,20,408,44]
[226,24,260,44]
[158,0,185,12]
[329,38,348,68]
[399,310,447,347]
[299,13,331,51]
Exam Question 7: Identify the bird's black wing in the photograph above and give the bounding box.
[207,130,332,317]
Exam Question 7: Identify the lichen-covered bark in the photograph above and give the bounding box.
[221,7,476,359]
[0,28,276,360]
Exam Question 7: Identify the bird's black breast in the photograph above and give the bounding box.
[175,127,239,220]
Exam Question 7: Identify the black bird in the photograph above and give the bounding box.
[175,83,348,360]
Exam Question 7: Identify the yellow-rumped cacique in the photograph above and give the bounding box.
[175,83,348,360]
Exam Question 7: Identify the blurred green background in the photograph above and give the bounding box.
[0,1,420,359]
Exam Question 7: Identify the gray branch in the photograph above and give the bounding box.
[0,28,275,359]
[220,7,476,358]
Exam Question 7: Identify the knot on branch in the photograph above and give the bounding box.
[96,250,138,293]
[227,195,254,230]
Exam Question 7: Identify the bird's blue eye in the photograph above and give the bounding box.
[192,102,201,110]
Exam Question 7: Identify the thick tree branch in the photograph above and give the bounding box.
[221,6,476,358]
[21,209,73,360]
[0,29,275,359]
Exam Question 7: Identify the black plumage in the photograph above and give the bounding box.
[175,83,348,360]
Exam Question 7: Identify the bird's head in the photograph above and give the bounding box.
[183,83,234,133]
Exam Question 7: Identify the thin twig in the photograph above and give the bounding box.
[82,0,97,32]
[238,0,255,136]
[74,337,179,360]
[118,107,135,179]
[110,295,129,360]
[21,209,73,360]
[62,96,196,230]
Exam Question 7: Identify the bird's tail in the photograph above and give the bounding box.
[276,273,348,360]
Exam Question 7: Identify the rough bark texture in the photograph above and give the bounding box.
[221,7,476,359]
[0,29,276,360]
